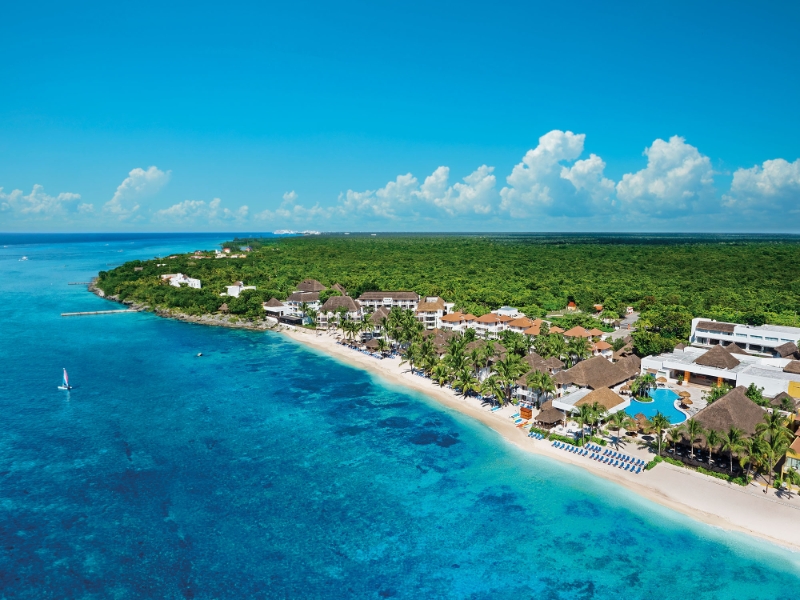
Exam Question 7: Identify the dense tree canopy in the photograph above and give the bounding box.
[96,234,800,339]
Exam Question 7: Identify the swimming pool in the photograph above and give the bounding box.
[625,388,687,424]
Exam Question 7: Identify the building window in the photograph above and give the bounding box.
[736,333,747,338]
[765,337,778,342]
[750,335,763,340]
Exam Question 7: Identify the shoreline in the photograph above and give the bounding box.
[87,287,800,553]
[277,325,800,554]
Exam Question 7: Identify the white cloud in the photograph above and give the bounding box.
[255,191,333,223]
[616,136,714,214]
[154,197,248,223]
[417,166,496,215]
[0,184,88,218]
[499,130,614,217]
[339,173,420,219]
[722,158,800,211]
[104,166,171,219]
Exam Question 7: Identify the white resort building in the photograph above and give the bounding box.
[317,296,363,329]
[415,296,455,330]
[162,273,202,289]
[356,291,420,312]
[689,318,800,356]
[641,344,800,397]
[285,291,322,316]
[224,281,257,298]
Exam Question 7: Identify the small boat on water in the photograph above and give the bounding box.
[19,256,28,261]
[57,368,72,390]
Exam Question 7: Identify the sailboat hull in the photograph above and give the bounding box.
[57,385,72,390]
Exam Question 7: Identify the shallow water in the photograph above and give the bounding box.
[1,234,798,599]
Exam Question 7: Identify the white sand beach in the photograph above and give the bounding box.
[279,325,800,553]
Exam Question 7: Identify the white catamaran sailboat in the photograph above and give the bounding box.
[58,368,72,390]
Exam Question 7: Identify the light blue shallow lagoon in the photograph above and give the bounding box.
[1,234,798,599]
[626,388,687,424]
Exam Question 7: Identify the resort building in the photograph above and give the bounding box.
[415,296,455,330]
[285,291,321,316]
[316,295,363,329]
[592,340,613,360]
[356,291,420,312]
[493,306,522,319]
[641,345,800,397]
[552,355,638,399]
[506,317,540,334]
[163,273,201,289]
[224,281,256,297]
[367,307,391,337]
[689,318,800,356]
[474,313,507,339]
[784,435,800,478]
[439,312,477,332]
[263,298,289,318]
[691,386,767,437]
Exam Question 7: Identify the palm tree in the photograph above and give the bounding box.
[631,373,656,399]
[526,370,555,408]
[683,418,705,461]
[576,404,594,444]
[756,433,791,493]
[705,429,721,464]
[376,337,390,356]
[400,342,421,374]
[756,410,793,446]
[453,368,479,399]
[566,337,591,367]
[431,361,450,387]
[609,410,634,449]
[588,402,607,436]
[493,354,527,406]
[720,427,745,474]
[650,412,671,456]
[480,374,504,405]
[668,423,684,454]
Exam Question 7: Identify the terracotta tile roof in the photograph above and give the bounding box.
[508,317,535,328]
[593,340,612,351]
[497,315,514,322]
[463,314,477,322]
[550,326,565,334]
[441,312,465,322]
[476,313,502,324]
[523,325,541,336]
[564,326,592,338]
[588,328,605,336]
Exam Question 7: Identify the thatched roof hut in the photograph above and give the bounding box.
[369,306,391,326]
[725,343,749,355]
[364,338,380,350]
[219,302,229,313]
[320,295,361,313]
[783,360,800,375]
[693,386,766,435]
[575,387,626,411]
[561,356,630,390]
[536,406,565,426]
[296,278,327,292]
[774,341,799,358]
[693,345,740,370]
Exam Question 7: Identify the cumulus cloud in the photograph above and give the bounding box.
[154,197,248,223]
[722,158,800,211]
[616,136,714,215]
[499,130,614,218]
[0,184,90,218]
[255,191,333,223]
[104,166,171,219]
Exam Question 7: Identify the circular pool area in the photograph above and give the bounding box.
[625,388,687,424]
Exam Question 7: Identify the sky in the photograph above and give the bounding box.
[1,0,799,233]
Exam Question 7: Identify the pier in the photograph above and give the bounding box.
[61,309,138,317]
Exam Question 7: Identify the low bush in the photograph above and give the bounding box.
[645,456,663,470]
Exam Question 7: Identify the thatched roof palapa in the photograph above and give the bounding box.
[783,360,800,374]
[264,297,284,308]
[693,345,741,370]
[575,387,626,411]
[536,406,565,425]
[774,342,799,358]
[693,386,767,436]
[561,356,630,390]
[320,295,361,313]
[296,278,327,292]
[725,343,749,355]
[369,306,391,325]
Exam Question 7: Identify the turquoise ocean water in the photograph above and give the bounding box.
[1,234,798,599]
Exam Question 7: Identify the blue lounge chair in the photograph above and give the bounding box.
[636,467,642,474]
[624,464,630,471]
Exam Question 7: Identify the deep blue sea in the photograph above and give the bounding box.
[1,234,799,599]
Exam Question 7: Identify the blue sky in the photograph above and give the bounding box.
[1,0,799,232]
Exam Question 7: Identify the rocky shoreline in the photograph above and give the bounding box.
[88,279,279,332]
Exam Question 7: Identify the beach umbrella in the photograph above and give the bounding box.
[682,399,693,406]
[656,377,667,383]
[678,390,691,398]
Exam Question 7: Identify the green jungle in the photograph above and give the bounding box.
[96,234,800,356]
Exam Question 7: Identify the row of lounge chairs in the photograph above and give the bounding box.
[551,441,644,474]
[529,431,544,440]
